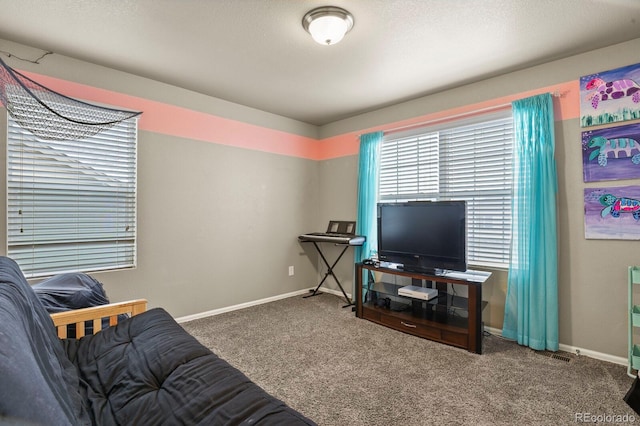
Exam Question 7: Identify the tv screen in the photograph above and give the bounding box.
[377,201,467,273]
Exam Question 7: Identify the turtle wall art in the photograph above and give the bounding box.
[580,62,640,128]
[582,122,640,182]
[584,185,640,240]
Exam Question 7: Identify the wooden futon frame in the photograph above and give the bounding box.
[50,299,148,338]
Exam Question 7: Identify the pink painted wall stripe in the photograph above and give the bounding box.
[20,70,321,159]
[319,81,580,160]
[18,70,578,161]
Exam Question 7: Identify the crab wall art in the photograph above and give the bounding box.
[580,62,640,128]
[584,185,640,240]
[582,122,640,182]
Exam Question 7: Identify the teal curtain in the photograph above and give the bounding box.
[502,93,559,351]
[355,131,383,263]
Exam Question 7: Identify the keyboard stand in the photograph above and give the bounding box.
[302,241,354,308]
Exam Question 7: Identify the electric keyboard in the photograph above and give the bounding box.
[298,220,364,307]
[298,232,365,245]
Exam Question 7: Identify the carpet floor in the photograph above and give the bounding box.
[181,292,636,425]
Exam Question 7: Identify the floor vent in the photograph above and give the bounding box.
[535,350,574,363]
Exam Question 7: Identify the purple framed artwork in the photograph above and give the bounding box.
[584,185,640,240]
[580,62,640,128]
[582,122,640,182]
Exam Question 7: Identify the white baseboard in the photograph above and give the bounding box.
[175,288,311,323]
[315,287,353,301]
[175,287,351,324]
[483,326,628,366]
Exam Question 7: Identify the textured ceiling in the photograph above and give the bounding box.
[0,0,639,126]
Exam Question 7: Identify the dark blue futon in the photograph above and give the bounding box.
[0,256,314,425]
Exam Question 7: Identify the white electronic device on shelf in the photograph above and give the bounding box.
[397,285,438,301]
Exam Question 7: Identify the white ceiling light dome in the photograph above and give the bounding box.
[302,6,354,46]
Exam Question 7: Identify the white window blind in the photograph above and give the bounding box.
[7,114,138,278]
[379,132,439,199]
[379,114,513,269]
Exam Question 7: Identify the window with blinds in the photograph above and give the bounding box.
[379,113,513,269]
[7,114,138,278]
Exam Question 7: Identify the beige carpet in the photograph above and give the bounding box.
[181,293,635,425]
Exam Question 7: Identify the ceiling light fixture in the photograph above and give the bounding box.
[302,6,354,46]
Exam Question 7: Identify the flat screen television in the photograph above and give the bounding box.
[377,201,467,273]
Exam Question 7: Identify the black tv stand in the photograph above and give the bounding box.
[355,263,491,354]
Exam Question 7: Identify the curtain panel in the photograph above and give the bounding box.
[502,93,559,351]
[355,131,383,263]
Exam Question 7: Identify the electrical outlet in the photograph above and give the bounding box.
[288,266,294,276]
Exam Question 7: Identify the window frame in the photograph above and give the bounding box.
[6,111,138,278]
[378,110,513,270]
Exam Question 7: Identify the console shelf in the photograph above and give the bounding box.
[355,263,490,353]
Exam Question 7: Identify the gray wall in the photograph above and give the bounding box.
[120,131,320,316]
[0,39,321,318]
[2,36,640,358]
[317,38,640,359]
[313,155,360,298]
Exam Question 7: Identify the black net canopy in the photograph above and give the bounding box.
[0,58,141,141]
